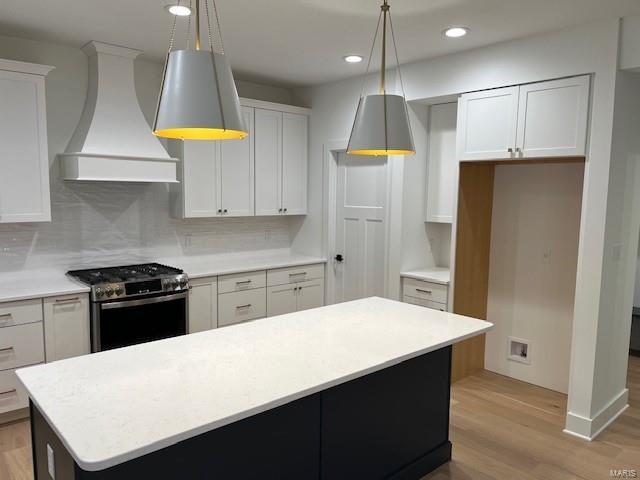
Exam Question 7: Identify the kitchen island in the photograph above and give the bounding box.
[17,297,491,480]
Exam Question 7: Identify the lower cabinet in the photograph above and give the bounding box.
[401,278,449,312]
[218,288,267,327]
[188,276,218,333]
[267,279,324,316]
[43,294,90,362]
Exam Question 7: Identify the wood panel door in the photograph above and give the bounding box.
[333,153,387,303]
[219,107,255,216]
[457,86,519,161]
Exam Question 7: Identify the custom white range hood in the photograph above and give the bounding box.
[59,41,178,183]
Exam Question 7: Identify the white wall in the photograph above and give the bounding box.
[485,162,584,394]
[294,18,628,438]
[0,34,299,273]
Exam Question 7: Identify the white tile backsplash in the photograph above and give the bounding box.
[0,179,293,272]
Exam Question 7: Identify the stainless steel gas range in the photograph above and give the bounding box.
[67,263,189,352]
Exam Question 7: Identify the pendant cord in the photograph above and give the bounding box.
[195,0,201,50]
[186,0,193,50]
[210,0,226,54]
[357,9,383,101]
[380,1,389,94]
[388,11,407,100]
[165,0,181,53]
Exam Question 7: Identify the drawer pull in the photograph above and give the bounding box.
[55,297,80,304]
[416,288,432,294]
[289,272,307,277]
[0,388,17,397]
[0,346,14,354]
[0,313,12,320]
[236,280,252,285]
[236,304,252,310]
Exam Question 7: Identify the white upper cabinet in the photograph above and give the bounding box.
[425,103,457,223]
[0,60,54,223]
[457,86,519,161]
[254,109,282,216]
[516,76,590,158]
[457,76,590,161]
[281,113,308,215]
[255,110,308,216]
[172,100,309,219]
[219,107,255,216]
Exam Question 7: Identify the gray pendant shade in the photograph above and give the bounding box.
[347,93,415,156]
[153,49,247,140]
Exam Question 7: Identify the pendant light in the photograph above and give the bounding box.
[153,0,247,140]
[347,0,415,156]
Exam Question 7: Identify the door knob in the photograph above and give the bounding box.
[335,254,344,263]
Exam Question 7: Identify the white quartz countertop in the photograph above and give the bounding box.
[401,267,451,285]
[0,270,90,303]
[17,297,491,472]
[0,251,326,303]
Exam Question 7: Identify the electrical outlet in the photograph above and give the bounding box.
[47,444,55,479]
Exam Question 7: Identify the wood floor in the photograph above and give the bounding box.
[1,357,638,479]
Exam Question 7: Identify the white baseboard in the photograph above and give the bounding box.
[564,388,629,440]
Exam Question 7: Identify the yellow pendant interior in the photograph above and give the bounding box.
[153,128,249,140]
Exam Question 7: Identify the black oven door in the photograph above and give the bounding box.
[93,291,188,352]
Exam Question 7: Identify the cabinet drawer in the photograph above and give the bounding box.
[0,322,45,371]
[0,369,31,414]
[218,288,266,327]
[0,298,43,328]
[218,271,266,294]
[402,278,448,304]
[267,263,324,286]
[403,295,447,312]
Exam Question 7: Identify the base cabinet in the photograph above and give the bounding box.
[401,278,449,312]
[267,279,324,317]
[43,294,90,362]
[188,277,218,333]
[218,288,267,328]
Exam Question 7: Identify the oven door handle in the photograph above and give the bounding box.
[100,292,188,310]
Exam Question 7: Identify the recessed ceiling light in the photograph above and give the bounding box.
[344,55,364,64]
[444,26,469,38]
[165,4,192,16]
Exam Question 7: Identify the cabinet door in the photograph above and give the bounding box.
[43,294,90,362]
[0,70,51,223]
[266,284,298,317]
[188,277,218,333]
[296,279,324,312]
[282,113,308,215]
[181,140,221,217]
[457,86,519,161]
[426,103,457,223]
[516,76,590,158]
[219,107,255,216]
[254,109,283,216]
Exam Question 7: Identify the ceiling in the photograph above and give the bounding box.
[1,0,640,88]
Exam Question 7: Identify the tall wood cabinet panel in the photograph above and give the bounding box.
[281,113,308,215]
[254,109,283,216]
[0,60,54,223]
[456,86,519,161]
[425,103,457,223]
[516,76,589,158]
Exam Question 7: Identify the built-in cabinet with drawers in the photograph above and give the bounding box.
[187,263,325,333]
[171,99,310,219]
[456,75,590,161]
[0,293,89,416]
[402,278,449,312]
[0,59,54,224]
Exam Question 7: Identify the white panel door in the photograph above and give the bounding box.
[254,109,282,216]
[334,153,387,303]
[188,276,218,333]
[0,70,51,223]
[457,86,519,161]
[182,140,220,217]
[219,107,255,216]
[516,76,590,158]
[296,279,324,312]
[426,102,457,223]
[282,113,308,215]
[43,294,90,362]
[266,284,297,316]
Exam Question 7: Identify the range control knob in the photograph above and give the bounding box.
[179,278,187,289]
[95,288,104,299]
[114,286,124,296]
[105,286,114,297]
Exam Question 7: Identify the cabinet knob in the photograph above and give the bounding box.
[283,208,288,213]
[217,209,222,214]
[223,209,228,214]
[278,208,283,213]
[507,148,514,154]
[335,254,344,263]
